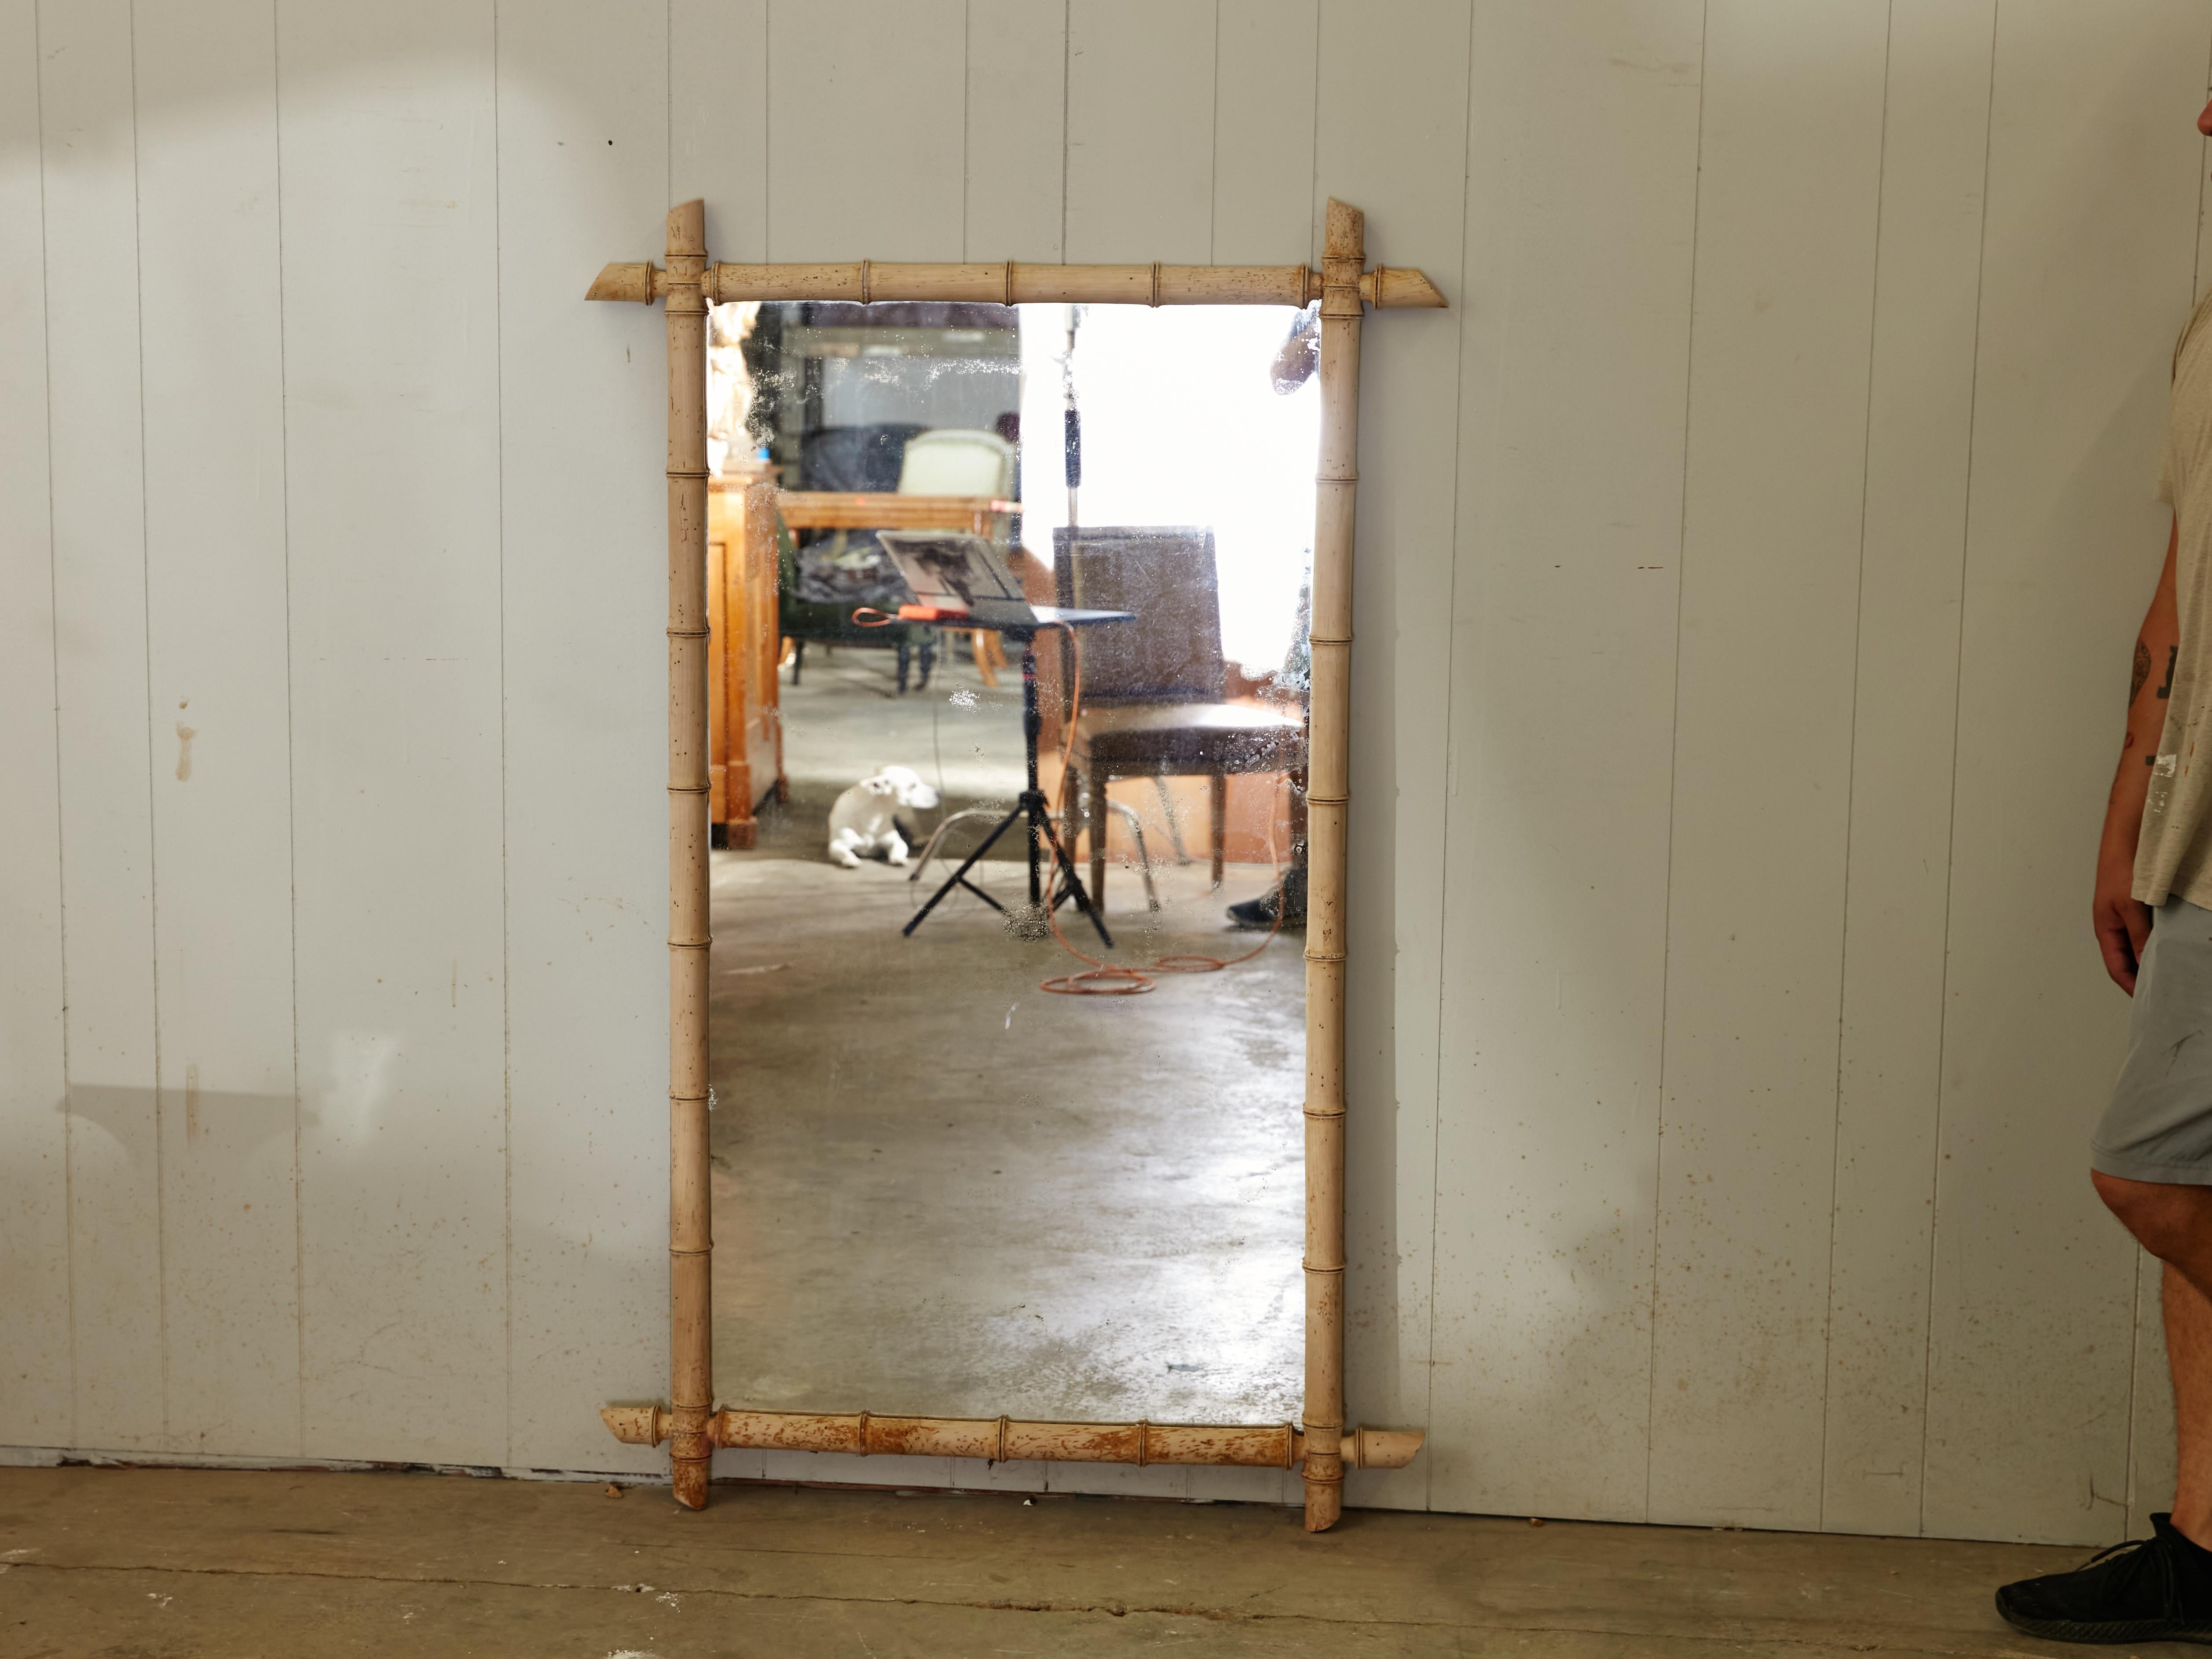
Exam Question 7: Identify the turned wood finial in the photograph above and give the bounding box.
[586,262,657,303]
[1361,266,1446,308]
[1324,198,1365,261]
[667,198,705,257]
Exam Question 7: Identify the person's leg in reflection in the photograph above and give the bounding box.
[1226,304,1320,934]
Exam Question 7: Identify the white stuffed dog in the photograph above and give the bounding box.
[827,765,941,868]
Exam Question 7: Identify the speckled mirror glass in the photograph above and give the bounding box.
[702,297,1317,1425]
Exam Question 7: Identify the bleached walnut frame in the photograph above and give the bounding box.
[588,199,1443,1533]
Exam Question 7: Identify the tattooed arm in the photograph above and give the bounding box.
[2096,517,2182,993]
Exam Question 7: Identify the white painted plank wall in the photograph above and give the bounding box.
[37,0,165,1455]
[278,0,509,1465]
[674,0,767,262]
[0,0,71,1450]
[1429,0,1704,1525]
[498,0,670,1479]
[1649,0,1891,1531]
[964,0,1065,262]
[1210,0,1316,267]
[2,0,2209,1545]
[1065,0,1215,266]
[1921,0,2211,1546]
[765,0,966,263]
[133,0,301,1458]
[1821,0,1994,1538]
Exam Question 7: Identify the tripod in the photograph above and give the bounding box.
[904,621,1116,948]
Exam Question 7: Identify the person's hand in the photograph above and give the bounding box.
[2094,846,2152,994]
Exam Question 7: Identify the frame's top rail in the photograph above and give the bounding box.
[587,258,1445,311]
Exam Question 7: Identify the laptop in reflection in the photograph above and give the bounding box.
[876,531,1038,628]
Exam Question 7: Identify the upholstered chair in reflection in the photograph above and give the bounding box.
[1050,525,1306,912]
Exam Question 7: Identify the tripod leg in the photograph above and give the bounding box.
[956,876,1007,912]
[903,805,1023,936]
[1037,808,1114,950]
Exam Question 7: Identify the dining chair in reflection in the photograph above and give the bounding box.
[898,428,1017,685]
[1051,525,1307,912]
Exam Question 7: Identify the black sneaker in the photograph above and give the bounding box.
[1995,1514,2212,1643]
[1228,866,1305,931]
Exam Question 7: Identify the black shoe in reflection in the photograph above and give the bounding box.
[1227,865,1306,931]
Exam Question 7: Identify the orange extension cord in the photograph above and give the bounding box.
[855,608,1289,996]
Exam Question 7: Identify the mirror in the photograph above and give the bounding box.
[703,296,1317,1426]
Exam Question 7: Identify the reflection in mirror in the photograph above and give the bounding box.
[705,296,1316,1425]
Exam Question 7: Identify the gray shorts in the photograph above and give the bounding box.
[2094,896,2212,1185]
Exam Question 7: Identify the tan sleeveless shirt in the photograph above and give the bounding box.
[2134,288,2212,906]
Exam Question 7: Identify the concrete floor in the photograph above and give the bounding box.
[708,641,1305,1421]
[0,1463,2112,1657]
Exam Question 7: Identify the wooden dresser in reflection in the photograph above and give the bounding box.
[706,463,785,848]
[705,470,1020,847]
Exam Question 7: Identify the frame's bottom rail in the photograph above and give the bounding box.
[601,1404,1421,1472]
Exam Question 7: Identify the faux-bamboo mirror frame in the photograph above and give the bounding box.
[589,198,1443,1533]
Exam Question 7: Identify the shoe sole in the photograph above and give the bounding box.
[1998,1596,2212,1644]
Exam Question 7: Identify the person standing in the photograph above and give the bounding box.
[1225,302,1323,930]
[1996,95,2212,1645]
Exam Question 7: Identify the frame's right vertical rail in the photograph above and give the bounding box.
[1303,198,1364,1534]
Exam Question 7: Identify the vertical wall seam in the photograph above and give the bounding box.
[665,0,671,208]
[1645,0,1713,1527]
[1207,0,1220,265]
[495,0,515,1472]
[125,0,170,1453]
[31,0,78,1454]
[1916,0,2003,1541]
[1819,0,1899,1535]
[1417,0,1480,1515]
[960,0,970,259]
[1059,0,1070,262]
[1306,0,1320,261]
[764,0,773,260]
[269,0,306,1461]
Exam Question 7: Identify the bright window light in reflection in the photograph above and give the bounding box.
[1018,304,1320,674]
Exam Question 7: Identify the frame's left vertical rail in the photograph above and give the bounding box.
[665,199,715,1510]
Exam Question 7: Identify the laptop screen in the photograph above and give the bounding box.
[876,531,1036,626]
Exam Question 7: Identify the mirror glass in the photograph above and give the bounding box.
[705,296,1316,1425]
